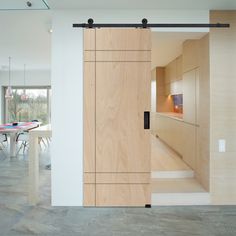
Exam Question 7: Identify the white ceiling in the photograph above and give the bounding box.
[47,0,236,10]
[0,0,49,10]
[0,11,51,71]
[0,0,235,72]
[151,32,207,69]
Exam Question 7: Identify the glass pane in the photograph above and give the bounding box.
[5,88,50,125]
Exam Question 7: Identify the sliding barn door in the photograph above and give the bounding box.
[84,28,151,207]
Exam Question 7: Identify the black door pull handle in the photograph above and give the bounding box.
[144,111,150,129]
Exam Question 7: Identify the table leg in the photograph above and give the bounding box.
[9,133,17,157]
[28,134,39,205]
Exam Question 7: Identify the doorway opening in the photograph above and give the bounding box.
[150,31,210,205]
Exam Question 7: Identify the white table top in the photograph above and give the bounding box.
[29,124,52,137]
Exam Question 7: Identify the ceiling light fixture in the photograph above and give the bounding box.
[5,57,13,100]
[21,64,29,101]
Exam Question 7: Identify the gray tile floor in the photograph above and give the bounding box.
[0,148,236,236]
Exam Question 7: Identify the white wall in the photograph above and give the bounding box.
[51,9,209,206]
[0,70,51,123]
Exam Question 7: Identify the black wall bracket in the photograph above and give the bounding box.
[73,18,230,29]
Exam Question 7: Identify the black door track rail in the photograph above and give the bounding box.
[73,18,230,29]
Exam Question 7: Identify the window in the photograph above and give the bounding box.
[4,87,51,125]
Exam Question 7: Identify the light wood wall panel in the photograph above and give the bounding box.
[210,10,236,204]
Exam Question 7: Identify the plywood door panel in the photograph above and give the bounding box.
[83,28,151,207]
[96,184,150,206]
[84,29,95,50]
[84,173,96,184]
[96,62,150,173]
[96,51,151,62]
[84,62,95,172]
[84,51,95,61]
[96,173,150,184]
[84,184,95,206]
[95,28,151,50]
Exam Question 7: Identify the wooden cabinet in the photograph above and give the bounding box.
[83,28,151,207]
[165,55,183,95]
[182,123,196,170]
[183,68,199,125]
[154,113,197,170]
[176,55,183,80]
[170,80,183,95]
[155,114,183,156]
[183,40,199,73]
[165,83,171,96]
[165,59,176,83]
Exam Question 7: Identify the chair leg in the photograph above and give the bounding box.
[16,142,24,155]
[42,138,47,148]
[23,141,27,154]
[0,142,8,159]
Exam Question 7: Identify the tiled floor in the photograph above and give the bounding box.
[0,146,236,235]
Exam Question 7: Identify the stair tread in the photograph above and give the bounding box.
[152,178,207,193]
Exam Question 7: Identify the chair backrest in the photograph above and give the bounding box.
[0,134,7,143]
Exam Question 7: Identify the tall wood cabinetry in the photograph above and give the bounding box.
[165,55,183,95]
[84,29,151,207]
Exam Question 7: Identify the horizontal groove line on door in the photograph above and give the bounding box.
[84,49,151,52]
[84,61,151,62]
[95,183,150,185]
[94,172,150,173]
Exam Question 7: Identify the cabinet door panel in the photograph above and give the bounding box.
[182,123,196,169]
[183,69,196,124]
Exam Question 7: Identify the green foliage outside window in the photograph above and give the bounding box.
[5,88,50,125]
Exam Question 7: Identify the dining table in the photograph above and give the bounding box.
[0,122,39,157]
